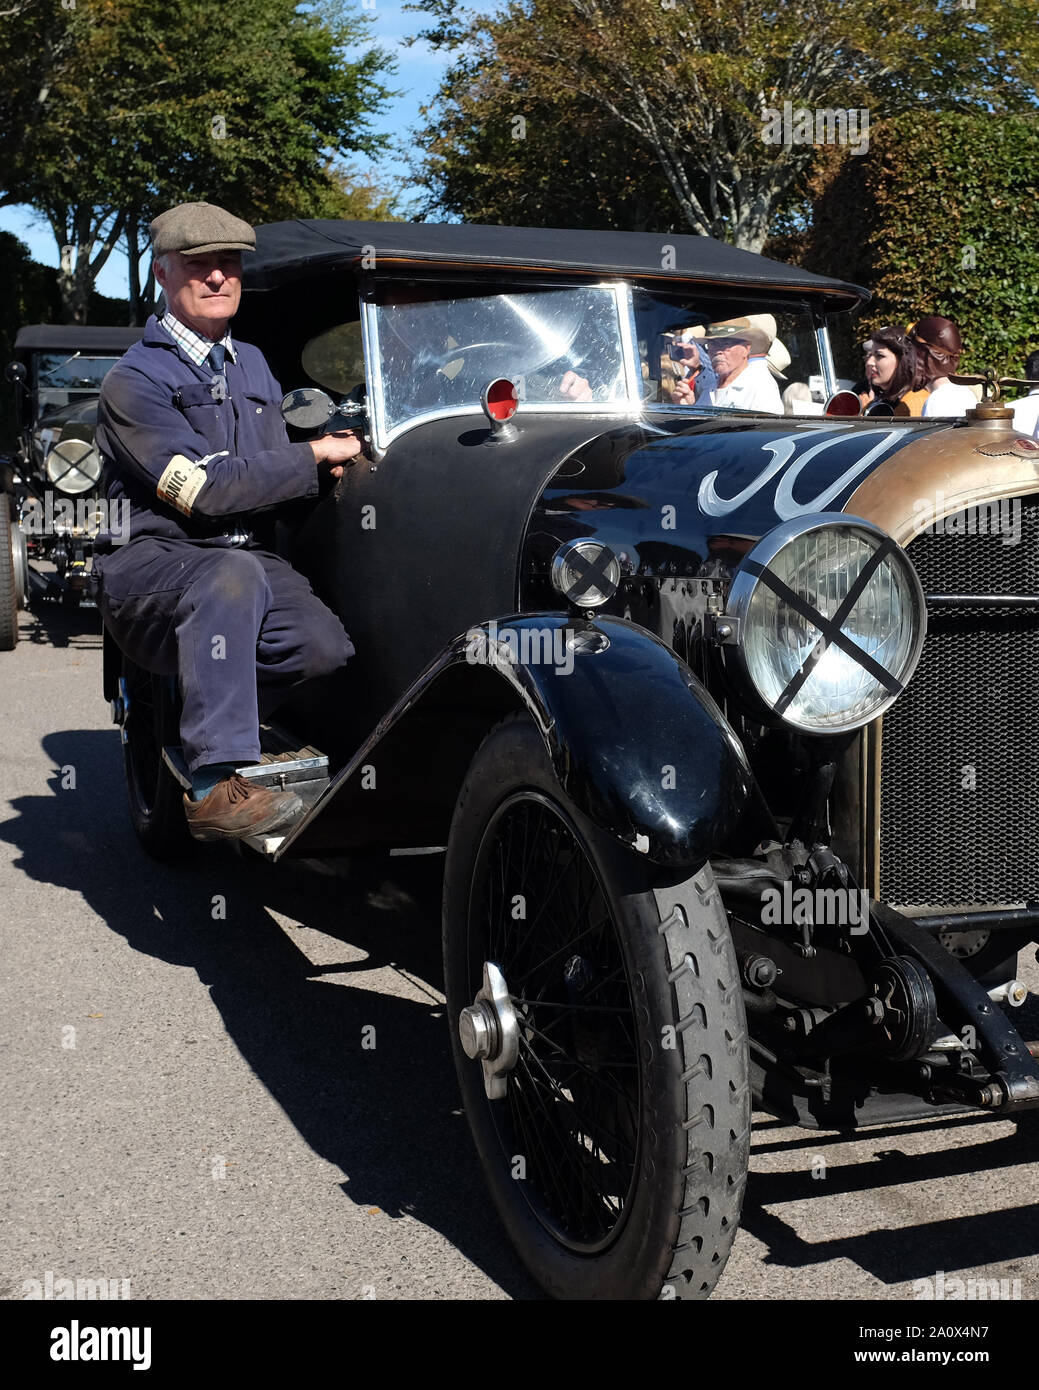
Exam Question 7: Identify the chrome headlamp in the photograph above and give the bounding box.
[45,438,102,496]
[719,514,926,732]
[550,539,620,609]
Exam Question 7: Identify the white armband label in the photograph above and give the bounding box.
[156,453,220,515]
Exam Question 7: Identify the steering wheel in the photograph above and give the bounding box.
[431,341,516,371]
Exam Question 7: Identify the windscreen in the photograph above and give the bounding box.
[373,285,630,435]
[632,289,828,417]
[34,353,123,411]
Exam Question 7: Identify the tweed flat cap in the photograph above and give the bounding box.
[150,202,256,256]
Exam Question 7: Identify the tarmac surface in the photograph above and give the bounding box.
[2,600,1037,1304]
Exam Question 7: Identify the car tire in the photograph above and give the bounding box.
[443,712,751,1300]
[121,654,194,860]
[0,493,20,650]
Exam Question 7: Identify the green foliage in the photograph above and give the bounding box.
[785,113,1039,377]
[306,165,405,222]
[0,0,397,319]
[407,0,1039,250]
[410,42,677,230]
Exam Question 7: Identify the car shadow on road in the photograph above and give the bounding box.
[18,598,101,650]
[740,1109,1039,1285]
[2,726,541,1301]
[743,1196,1039,1287]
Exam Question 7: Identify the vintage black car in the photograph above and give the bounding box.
[1,324,143,647]
[100,222,1039,1301]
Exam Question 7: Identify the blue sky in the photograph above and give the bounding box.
[0,0,460,301]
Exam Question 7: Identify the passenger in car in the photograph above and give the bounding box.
[910,317,978,418]
[859,327,930,416]
[669,316,784,415]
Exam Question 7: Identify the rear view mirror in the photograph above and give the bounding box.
[281,387,335,430]
[5,361,26,385]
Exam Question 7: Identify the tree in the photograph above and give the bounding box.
[772,112,1039,379]
[408,0,1039,250]
[0,0,396,322]
[410,36,678,230]
[0,0,78,204]
[316,166,405,223]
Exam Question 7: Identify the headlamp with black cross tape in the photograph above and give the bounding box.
[714,514,926,733]
[550,538,622,611]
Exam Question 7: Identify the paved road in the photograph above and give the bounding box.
[2,601,1037,1303]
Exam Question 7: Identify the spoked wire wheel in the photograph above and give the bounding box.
[444,713,751,1300]
[0,493,19,650]
[470,791,641,1253]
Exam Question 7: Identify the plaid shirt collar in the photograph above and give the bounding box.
[160,311,237,368]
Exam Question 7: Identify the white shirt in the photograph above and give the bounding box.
[1011,390,1039,440]
[921,381,977,418]
[702,357,783,415]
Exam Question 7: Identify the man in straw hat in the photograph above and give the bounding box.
[670,315,784,415]
[92,202,363,842]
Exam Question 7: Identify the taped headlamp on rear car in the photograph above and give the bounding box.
[718,513,926,732]
[45,439,102,496]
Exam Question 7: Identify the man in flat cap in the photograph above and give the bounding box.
[92,201,363,841]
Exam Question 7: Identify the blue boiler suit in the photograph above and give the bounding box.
[92,316,354,773]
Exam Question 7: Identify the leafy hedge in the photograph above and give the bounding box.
[772,112,1039,379]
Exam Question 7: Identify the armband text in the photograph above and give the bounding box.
[157,455,209,516]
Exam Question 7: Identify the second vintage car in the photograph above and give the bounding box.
[99,221,1039,1300]
[2,324,143,647]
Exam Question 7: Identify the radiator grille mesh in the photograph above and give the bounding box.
[879,496,1039,907]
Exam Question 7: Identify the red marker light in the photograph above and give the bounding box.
[824,389,863,417]
[483,378,519,422]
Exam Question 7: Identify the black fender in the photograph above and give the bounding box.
[278,614,754,868]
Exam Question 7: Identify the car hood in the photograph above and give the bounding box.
[35,396,100,438]
[528,413,1039,574]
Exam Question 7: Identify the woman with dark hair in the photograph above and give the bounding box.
[858,326,929,416]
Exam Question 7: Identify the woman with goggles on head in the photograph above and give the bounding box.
[908,317,977,418]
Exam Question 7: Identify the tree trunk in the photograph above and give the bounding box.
[126,210,142,326]
[51,205,125,323]
[143,261,156,316]
[54,207,95,324]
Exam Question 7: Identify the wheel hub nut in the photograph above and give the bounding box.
[459,1000,500,1061]
[458,961,520,1100]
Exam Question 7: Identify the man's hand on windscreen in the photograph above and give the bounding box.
[559,370,594,401]
[310,430,366,480]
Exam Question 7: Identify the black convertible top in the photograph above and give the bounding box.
[14,324,144,353]
[244,220,869,311]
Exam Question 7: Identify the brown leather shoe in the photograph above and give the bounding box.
[183,773,304,842]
